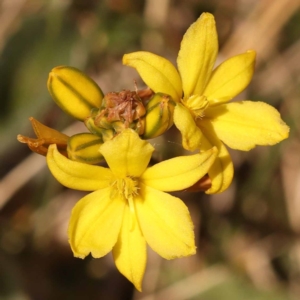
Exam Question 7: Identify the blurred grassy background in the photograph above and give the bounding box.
[0,0,300,299]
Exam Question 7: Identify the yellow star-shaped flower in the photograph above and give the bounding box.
[46,129,217,290]
[123,12,289,194]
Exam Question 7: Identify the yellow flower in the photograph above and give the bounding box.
[123,12,289,194]
[46,129,218,290]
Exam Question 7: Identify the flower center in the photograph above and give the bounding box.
[113,177,139,199]
[183,95,209,119]
[111,177,139,230]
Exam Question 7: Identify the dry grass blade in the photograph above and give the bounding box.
[138,265,230,300]
[221,0,300,62]
[0,121,84,210]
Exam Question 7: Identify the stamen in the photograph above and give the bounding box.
[127,195,136,231]
[110,177,139,232]
[183,95,209,120]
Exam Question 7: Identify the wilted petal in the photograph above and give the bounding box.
[123,51,182,102]
[17,117,69,156]
[47,144,112,191]
[136,185,196,259]
[204,51,256,105]
[113,205,147,292]
[29,117,69,142]
[99,129,154,178]
[177,13,218,97]
[205,101,290,150]
[173,103,203,151]
[141,148,217,191]
[68,188,126,259]
[197,120,234,194]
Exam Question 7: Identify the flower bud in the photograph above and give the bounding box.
[67,133,103,164]
[47,66,104,121]
[85,112,115,142]
[142,93,175,139]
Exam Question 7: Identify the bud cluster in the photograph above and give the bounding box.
[18,66,177,166]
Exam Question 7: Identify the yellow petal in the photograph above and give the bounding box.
[47,144,112,191]
[48,66,103,121]
[68,188,126,258]
[203,51,256,105]
[136,185,196,259]
[173,103,203,151]
[99,129,154,178]
[197,120,234,194]
[113,205,147,291]
[205,101,290,150]
[123,51,182,102]
[141,147,217,191]
[177,13,218,97]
